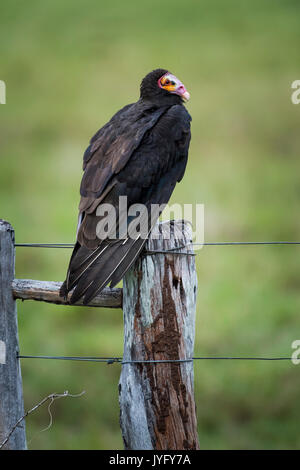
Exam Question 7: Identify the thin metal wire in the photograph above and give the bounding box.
[14,240,299,364]
[143,250,196,256]
[195,241,300,246]
[17,355,122,364]
[14,242,300,255]
[14,243,74,248]
[17,354,295,364]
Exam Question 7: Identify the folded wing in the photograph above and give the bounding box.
[60,104,191,304]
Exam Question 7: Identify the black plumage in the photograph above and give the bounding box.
[60,68,191,304]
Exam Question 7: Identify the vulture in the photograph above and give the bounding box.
[60,68,191,304]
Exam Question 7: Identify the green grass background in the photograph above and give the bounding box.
[1,0,300,449]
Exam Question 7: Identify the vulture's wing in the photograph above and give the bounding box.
[61,104,191,304]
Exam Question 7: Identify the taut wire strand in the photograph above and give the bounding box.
[17,354,295,364]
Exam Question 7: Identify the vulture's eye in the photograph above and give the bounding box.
[159,75,177,89]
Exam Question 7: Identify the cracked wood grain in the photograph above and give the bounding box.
[119,220,199,450]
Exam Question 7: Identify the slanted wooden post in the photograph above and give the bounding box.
[0,220,27,450]
[119,220,199,450]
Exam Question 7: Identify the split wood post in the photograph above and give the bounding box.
[0,220,27,450]
[119,220,199,450]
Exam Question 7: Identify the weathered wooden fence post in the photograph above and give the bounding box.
[119,220,199,450]
[0,220,27,450]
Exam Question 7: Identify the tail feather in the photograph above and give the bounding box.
[109,238,146,288]
[67,243,108,291]
[82,237,144,304]
[69,242,120,304]
[109,213,157,288]
[61,203,160,305]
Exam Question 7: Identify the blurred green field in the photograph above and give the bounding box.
[1,0,300,450]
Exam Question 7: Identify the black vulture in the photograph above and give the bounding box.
[60,68,191,304]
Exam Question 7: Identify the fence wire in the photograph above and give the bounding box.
[14,241,300,249]
[17,354,296,364]
[13,240,300,258]
[14,239,299,366]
